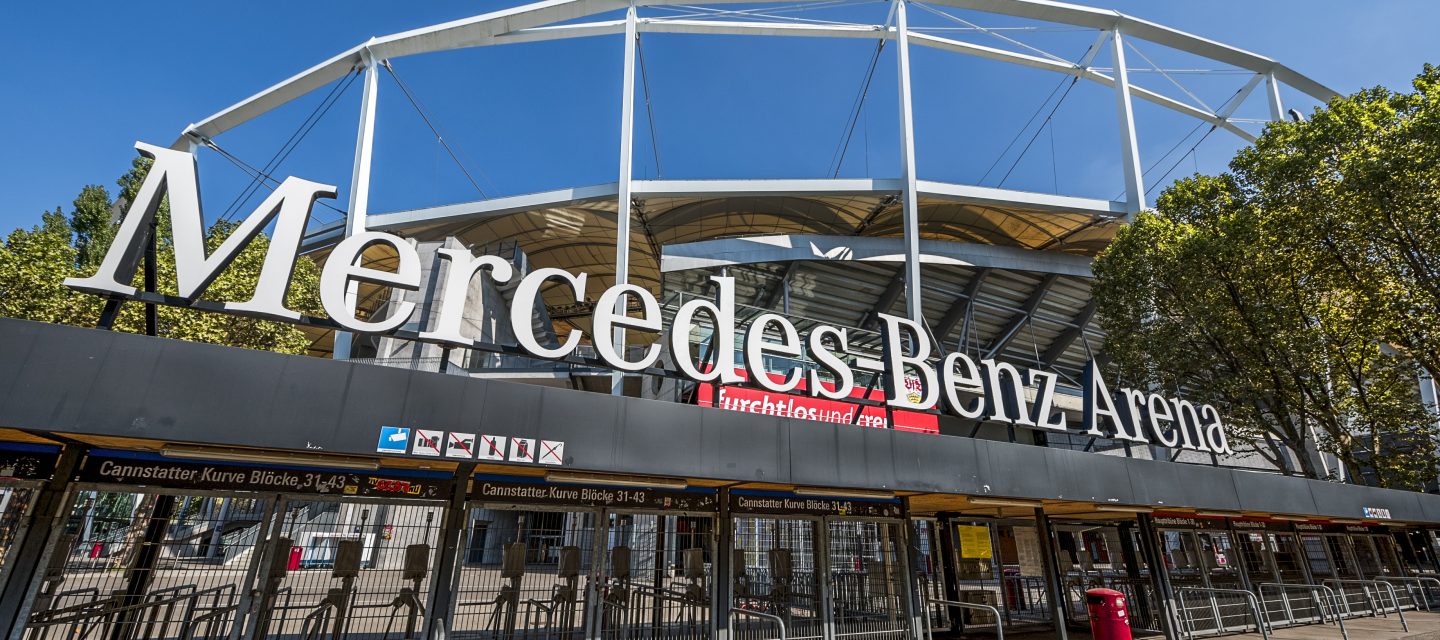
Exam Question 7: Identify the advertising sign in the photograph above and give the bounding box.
[78,455,452,499]
[697,370,938,433]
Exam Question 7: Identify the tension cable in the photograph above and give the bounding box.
[220,67,360,223]
[204,139,349,218]
[383,60,493,199]
[636,34,664,178]
[829,34,887,177]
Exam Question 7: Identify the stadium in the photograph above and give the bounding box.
[1,1,1438,639]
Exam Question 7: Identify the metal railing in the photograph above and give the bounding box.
[1175,587,1269,640]
[26,584,239,640]
[731,605,787,640]
[1257,583,1347,640]
[1380,575,1440,612]
[918,596,1003,640]
[1322,579,1408,632]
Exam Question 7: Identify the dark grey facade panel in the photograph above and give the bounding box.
[1050,447,1133,505]
[1234,468,1322,515]
[1,317,1437,523]
[699,405,788,482]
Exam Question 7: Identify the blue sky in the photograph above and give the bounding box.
[2,0,1436,233]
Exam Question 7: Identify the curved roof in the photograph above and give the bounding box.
[174,0,1335,148]
[218,0,1330,373]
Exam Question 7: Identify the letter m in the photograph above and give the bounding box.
[66,141,336,320]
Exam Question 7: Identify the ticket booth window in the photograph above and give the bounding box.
[1271,534,1309,582]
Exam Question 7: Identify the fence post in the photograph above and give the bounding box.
[714,488,733,640]
[897,499,925,640]
[0,445,85,638]
[1032,509,1068,640]
[427,462,475,639]
[1135,514,1181,640]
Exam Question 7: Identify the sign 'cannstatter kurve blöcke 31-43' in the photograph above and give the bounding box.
[66,142,1231,455]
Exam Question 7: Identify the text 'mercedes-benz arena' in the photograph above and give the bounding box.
[2,1,1440,640]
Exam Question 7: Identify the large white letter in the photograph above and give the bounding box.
[669,276,742,383]
[877,313,938,411]
[1082,360,1145,440]
[940,352,986,419]
[807,326,855,400]
[510,268,586,359]
[418,248,514,346]
[1170,397,1209,451]
[980,359,1035,426]
[1028,370,1068,431]
[1200,404,1232,454]
[593,284,662,371]
[66,141,336,320]
[744,313,804,393]
[321,232,420,334]
[1146,393,1181,447]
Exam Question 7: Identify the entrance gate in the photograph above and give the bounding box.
[728,493,911,640]
[20,452,455,640]
[24,486,267,640]
[252,494,446,640]
[452,478,717,640]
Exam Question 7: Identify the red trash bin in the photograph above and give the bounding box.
[1085,588,1132,640]
[288,546,303,571]
[89,543,102,559]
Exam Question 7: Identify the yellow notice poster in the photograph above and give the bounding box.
[956,524,993,559]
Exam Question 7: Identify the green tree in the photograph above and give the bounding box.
[1092,67,1440,490]
[0,209,99,325]
[71,185,115,270]
[1236,64,1440,386]
[0,157,326,355]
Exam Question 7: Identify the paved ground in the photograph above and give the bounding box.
[1228,610,1440,640]
[936,611,1440,639]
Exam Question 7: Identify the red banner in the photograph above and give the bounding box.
[695,371,939,434]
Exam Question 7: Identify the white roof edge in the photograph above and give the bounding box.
[176,0,1337,146]
[916,181,1124,216]
[660,234,1094,277]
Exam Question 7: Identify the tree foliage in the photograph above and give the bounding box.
[0,157,325,355]
[1093,66,1440,489]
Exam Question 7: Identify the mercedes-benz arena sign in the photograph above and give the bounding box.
[68,142,1232,456]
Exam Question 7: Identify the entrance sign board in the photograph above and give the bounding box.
[1229,519,1294,532]
[1151,515,1226,530]
[728,493,902,518]
[0,447,60,481]
[66,143,1232,455]
[471,478,716,511]
[78,454,452,499]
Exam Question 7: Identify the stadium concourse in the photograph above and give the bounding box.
[4,0,1440,640]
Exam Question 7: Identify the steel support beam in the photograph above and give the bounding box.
[985,273,1058,359]
[1110,30,1146,218]
[1039,299,1095,366]
[612,3,639,396]
[934,268,990,344]
[860,267,907,330]
[755,260,803,310]
[334,50,381,361]
[1266,71,1285,122]
[895,0,923,324]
